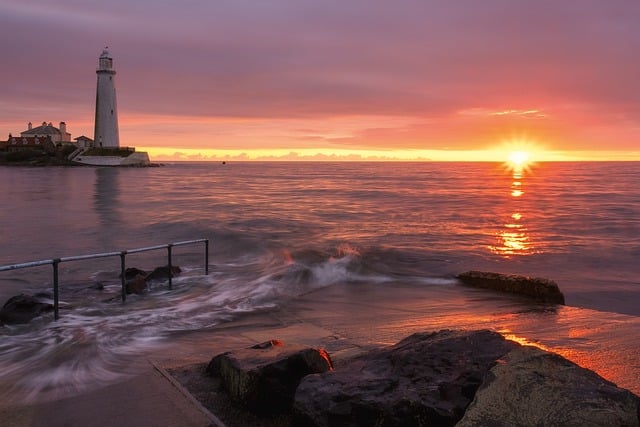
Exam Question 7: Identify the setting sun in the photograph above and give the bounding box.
[508,150,530,166]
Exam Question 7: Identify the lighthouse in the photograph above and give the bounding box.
[94,48,120,148]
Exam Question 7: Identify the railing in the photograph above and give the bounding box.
[0,239,209,320]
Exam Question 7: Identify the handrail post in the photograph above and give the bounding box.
[52,259,60,321]
[120,251,127,303]
[167,244,173,289]
[205,239,209,275]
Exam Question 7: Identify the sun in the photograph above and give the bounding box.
[505,149,534,176]
[496,136,541,174]
[508,150,530,167]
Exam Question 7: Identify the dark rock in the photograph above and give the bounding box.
[144,265,181,282]
[122,267,147,280]
[122,265,182,294]
[88,282,105,291]
[33,291,52,299]
[293,329,519,427]
[0,293,54,324]
[207,341,333,415]
[457,345,640,426]
[125,274,147,294]
[457,270,565,304]
[251,339,284,349]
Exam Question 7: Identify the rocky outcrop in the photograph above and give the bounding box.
[198,329,639,426]
[293,330,519,426]
[144,265,181,282]
[123,267,147,280]
[122,265,182,294]
[0,293,54,324]
[201,329,639,426]
[207,340,333,415]
[457,270,565,304]
[457,345,640,427]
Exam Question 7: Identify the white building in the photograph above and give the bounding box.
[20,121,71,144]
[94,48,120,148]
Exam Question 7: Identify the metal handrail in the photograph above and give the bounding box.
[0,239,209,320]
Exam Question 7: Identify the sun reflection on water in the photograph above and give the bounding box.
[489,161,536,257]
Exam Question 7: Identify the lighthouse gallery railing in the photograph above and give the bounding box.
[0,239,209,320]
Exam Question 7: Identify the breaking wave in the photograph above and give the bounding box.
[0,244,454,403]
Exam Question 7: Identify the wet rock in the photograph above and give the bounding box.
[121,265,181,294]
[457,345,640,427]
[125,274,147,294]
[293,329,519,426]
[88,282,105,291]
[0,293,54,324]
[207,340,333,415]
[144,265,181,282]
[122,267,147,280]
[457,270,565,304]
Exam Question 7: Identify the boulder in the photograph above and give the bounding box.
[122,267,147,280]
[144,265,181,282]
[122,265,182,294]
[293,329,519,426]
[0,293,54,324]
[457,345,640,427]
[207,340,333,415]
[457,271,565,304]
[125,274,147,294]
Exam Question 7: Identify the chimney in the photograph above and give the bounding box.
[60,121,69,141]
[28,122,32,130]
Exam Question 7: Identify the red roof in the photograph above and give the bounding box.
[6,135,55,148]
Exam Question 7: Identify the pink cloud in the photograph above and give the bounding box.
[1,1,639,153]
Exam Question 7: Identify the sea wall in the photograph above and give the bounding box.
[73,151,150,166]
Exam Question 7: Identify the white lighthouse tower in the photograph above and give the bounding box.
[94,48,120,148]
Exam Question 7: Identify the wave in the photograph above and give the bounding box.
[1,244,445,403]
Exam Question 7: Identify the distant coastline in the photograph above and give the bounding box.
[0,149,80,166]
[0,151,160,167]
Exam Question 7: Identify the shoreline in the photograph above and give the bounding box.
[1,280,639,425]
[2,278,639,397]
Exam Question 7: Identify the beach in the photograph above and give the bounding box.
[1,278,639,426]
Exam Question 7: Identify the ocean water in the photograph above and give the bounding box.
[0,161,639,401]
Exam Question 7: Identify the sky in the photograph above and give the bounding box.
[1,0,639,161]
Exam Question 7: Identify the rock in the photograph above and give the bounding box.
[207,340,333,415]
[250,339,285,349]
[144,265,181,282]
[122,265,181,294]
[457,271,565,304]
[293,329,519,426]
[0,293,54,324]
[122,267,147,280]
[88,282,105,291]
[457,345,640,427]
[125,274,147,294]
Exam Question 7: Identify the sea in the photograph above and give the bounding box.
[0,161,639,402]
